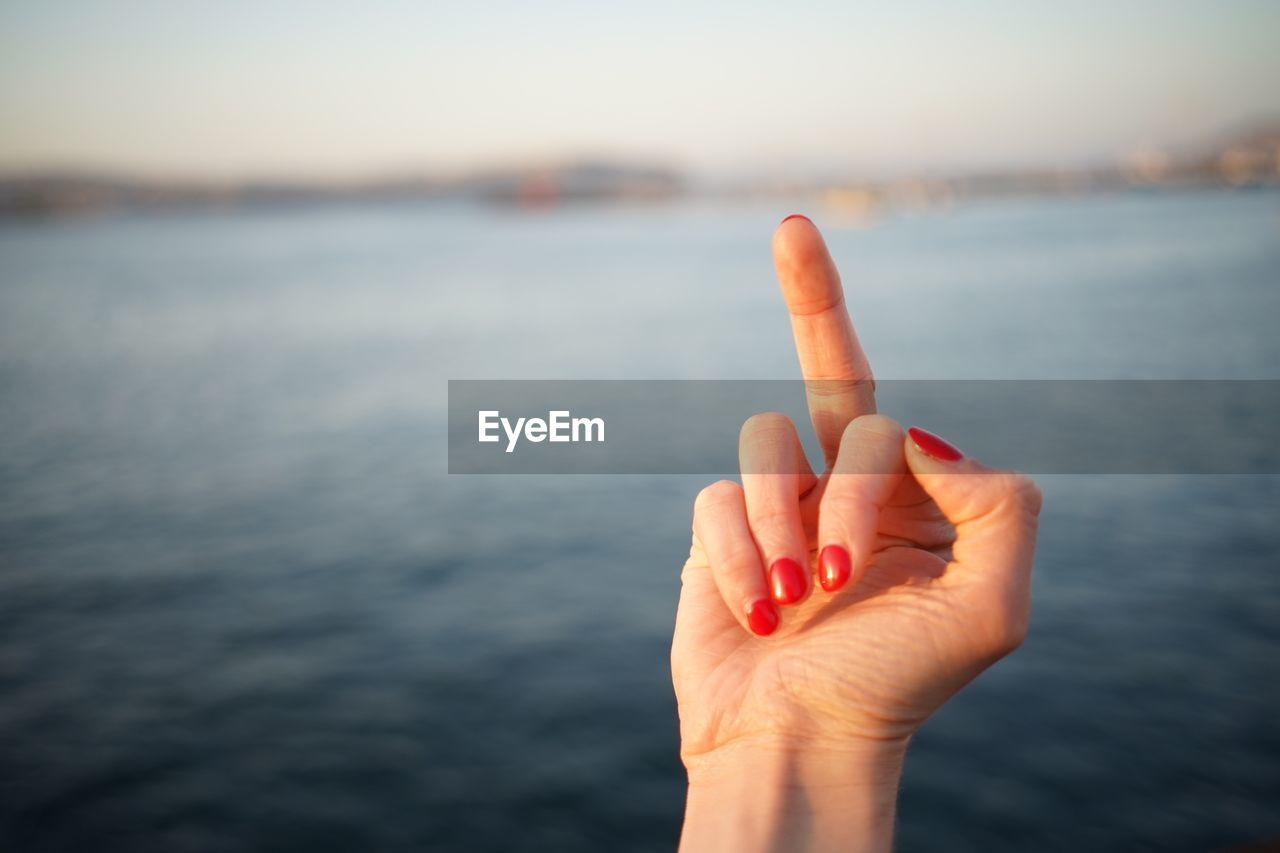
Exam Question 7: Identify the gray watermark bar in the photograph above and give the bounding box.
[447,380,1280,474]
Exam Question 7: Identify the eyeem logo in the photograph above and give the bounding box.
[478,410,605,453]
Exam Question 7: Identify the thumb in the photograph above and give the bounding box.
[904,426,1042,642]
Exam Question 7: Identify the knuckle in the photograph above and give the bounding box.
[679,557,702,587]
[822,484,855,510]
[748,504,795,529]
[1005,473,1043,516]
[694,479,742,514]
[818,490,866,523]
[718,543,764,578]
[740,411,795,441]
[806,378,870,402]
[987,471,1042,519]
[842,413,902,443]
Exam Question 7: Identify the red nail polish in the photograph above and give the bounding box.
[746,599,779,636]
[819,545,852,592]
[908,426,964,462]
[769,557,807,605]
[781,213,812,225]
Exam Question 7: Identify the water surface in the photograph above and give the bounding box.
[2,189,1279,851]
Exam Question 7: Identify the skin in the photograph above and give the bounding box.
[672,217,1043,852]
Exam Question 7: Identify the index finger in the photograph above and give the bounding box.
[772,214,876,466]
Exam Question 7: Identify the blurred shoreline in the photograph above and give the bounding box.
[2,122,1277,222]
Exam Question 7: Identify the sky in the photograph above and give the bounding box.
[1,0,1277,180]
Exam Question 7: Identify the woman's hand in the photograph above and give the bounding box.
[672,216,1042,852]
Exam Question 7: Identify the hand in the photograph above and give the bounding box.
[672,216,1042,852]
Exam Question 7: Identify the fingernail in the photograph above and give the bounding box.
[819,545,852,592]
[780,213,812,225]
[769,557,807,605]
[746,599,779,636]
[908,426,964,462]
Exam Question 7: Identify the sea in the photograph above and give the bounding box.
[2,188,1278,851]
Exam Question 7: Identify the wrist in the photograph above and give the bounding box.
[679,737,908,853]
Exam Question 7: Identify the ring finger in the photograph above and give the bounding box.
[740,412,814,607]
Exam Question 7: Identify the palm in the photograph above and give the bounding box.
[673,473,982,759]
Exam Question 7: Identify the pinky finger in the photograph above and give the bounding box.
[692,480,780,637]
